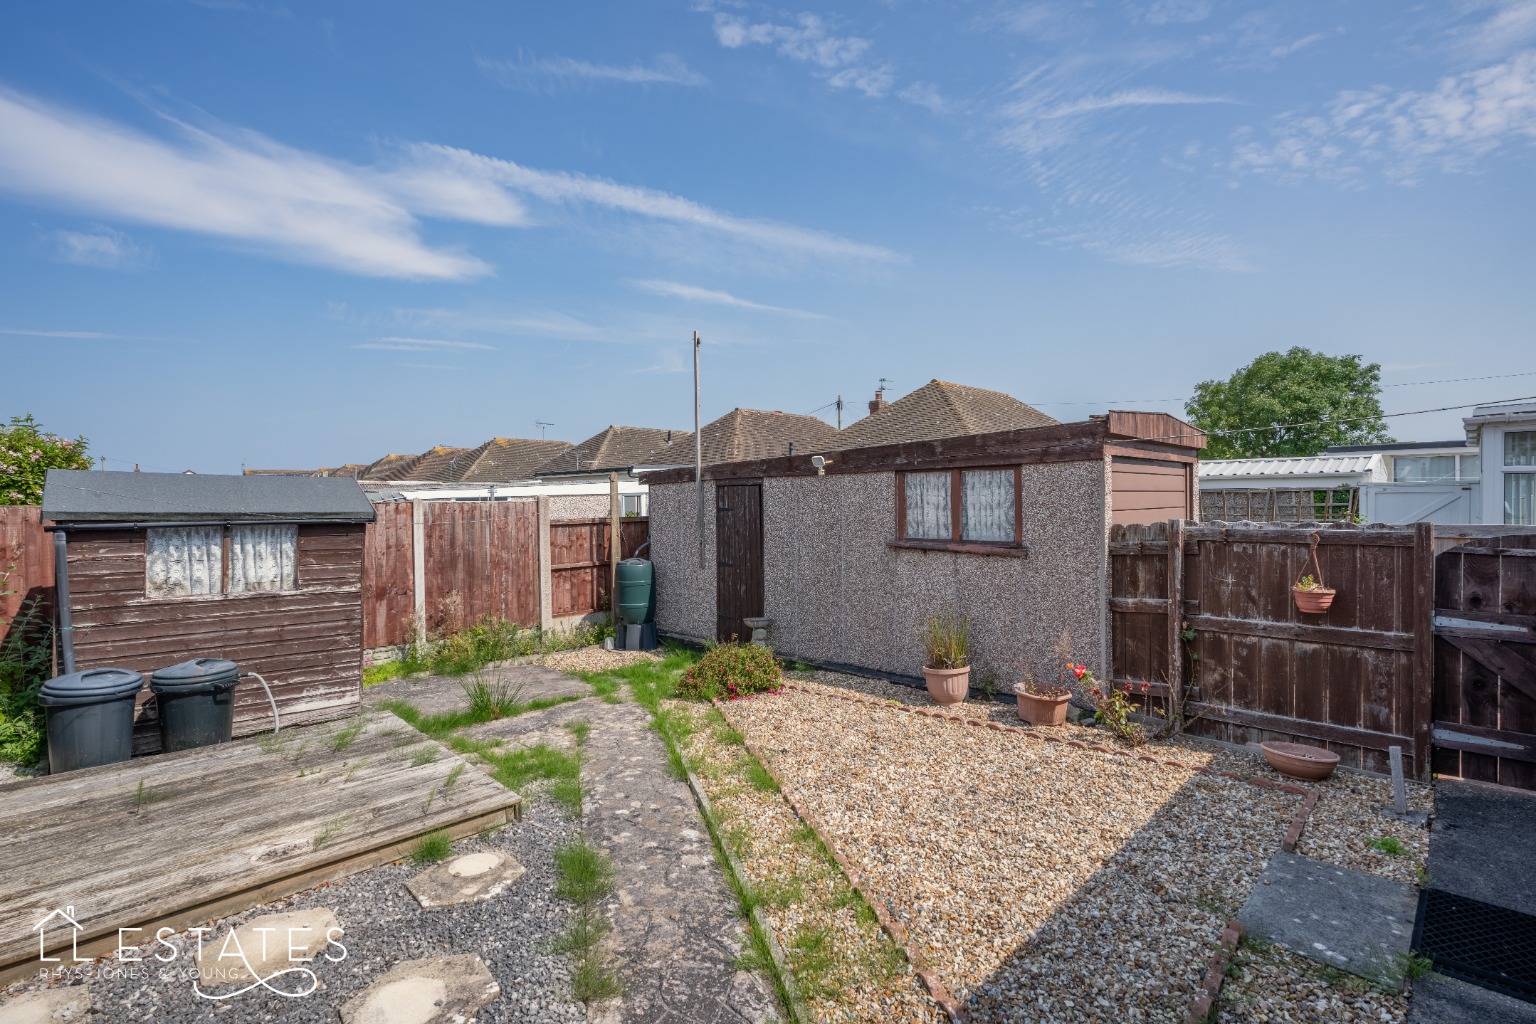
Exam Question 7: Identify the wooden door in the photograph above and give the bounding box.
[1433,535,1536,790]
[715,482,763,643]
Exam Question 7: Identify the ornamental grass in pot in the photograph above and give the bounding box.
[922,609,970,706]
[1013,680,1070,726]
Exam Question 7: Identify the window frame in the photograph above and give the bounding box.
[892,466,1028,557]
[1504,430,1536,525]
[144,523,301,600]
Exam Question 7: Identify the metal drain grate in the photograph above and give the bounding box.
[1414,889,1536,1003]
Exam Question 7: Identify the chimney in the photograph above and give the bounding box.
[868,391,888,416]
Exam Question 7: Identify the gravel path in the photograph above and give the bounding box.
[2,793,585,1023]
[725,676,1302,1024]
[674,701,941,1024]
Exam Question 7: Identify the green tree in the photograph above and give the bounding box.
[1185,348,1392,459]
[0,414,92,505]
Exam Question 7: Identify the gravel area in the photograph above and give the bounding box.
[1217,938,1409,1023]
[673,701,941,1024]
[724,677,1301,1024]
[540,646,660,674]
[2,794,586,1022]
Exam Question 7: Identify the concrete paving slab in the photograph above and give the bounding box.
[0,987,90,1024]
[1408,973,1536,1024]
[1430,780,1536,916]
[406,851,526,909]
[1240,851,1418,978]
[339,953,499,1024]
[365,665,591,718]
[195,908,341,987]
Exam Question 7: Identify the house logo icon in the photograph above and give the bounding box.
[35,906,86,963]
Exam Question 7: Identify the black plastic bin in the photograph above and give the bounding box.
[39,668,145,774]
[150,659,239,752]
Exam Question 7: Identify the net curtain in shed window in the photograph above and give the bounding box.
[229,524,298,593]
[904,472,951,539]
[145,526,223,598]
[962,469,1014,542]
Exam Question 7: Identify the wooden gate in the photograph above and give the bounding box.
[715,482,763,643]
[1432,533,1536,790]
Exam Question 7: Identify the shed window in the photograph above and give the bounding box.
[228,525,298,593]
[145,524,299,598]
[899,467,1022,548]
[145,526,224,599]
[904,472,951,539]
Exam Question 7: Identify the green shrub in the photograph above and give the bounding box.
[677,643,781,701]
[0,592,52,767]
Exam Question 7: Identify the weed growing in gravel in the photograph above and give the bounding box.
[554,837,622,1002]
[1367,836,1409,856]
[756,877,806,909]
[787,925,839,1002]
[329,719,365,753]
[741,758,779,793]
[409,829,452,865]
[1373,950,1434,991]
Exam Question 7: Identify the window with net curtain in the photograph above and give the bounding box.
[145,524,298,598]
[1508,431,1536,525]
[903,469,1017,543]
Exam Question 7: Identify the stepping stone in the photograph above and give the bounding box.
[1240,851,1418,979]
[195,908,342,987]
[339,954,500,1024]
[0,987,90,1024]
[406,851,526,908]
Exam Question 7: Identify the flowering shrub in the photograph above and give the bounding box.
[1065,662,1149,746]
[678,642,782,701]
[1,414,92,506]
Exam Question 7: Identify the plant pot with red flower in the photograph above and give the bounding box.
[922,609,970,706]
[1013,681,1070,726]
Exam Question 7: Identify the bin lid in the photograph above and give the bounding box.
[150,658,240,690]
[618,558,651,567]
[39,668,144,702]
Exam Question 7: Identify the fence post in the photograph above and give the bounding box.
[537,496,553,631]
[1412,521,1435,780]
[1166,518,1185,727]
[411,500,427,647]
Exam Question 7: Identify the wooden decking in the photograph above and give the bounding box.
[0,711,519,985]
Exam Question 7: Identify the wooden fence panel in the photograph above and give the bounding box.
[1111,520,1432,777]
[361,502,414,648]
[423,500,540,635]
[0,507,52,626]
[549,518,648,619]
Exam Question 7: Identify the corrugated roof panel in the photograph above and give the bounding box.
[1197,455,1379,479]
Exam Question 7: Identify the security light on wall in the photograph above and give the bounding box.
[811,455,830,476]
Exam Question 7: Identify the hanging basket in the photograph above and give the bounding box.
[1292,530,1336,614]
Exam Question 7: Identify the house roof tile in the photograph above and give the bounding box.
[644,408,841,466]
[833,379,1057,450]
[537,426,686,475]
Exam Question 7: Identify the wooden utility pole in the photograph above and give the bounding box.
[609,472,621,630]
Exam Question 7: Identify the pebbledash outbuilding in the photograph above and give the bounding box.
[40,469,376,750]
[641,410,1206,684]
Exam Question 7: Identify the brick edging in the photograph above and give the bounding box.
[714,696,969,1022]
[1186,919,1244,1024]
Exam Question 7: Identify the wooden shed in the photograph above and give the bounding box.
[40,470,376,751]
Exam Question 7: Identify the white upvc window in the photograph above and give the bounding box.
[1506,430,1536,525]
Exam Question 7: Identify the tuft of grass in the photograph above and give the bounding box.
[408,829,452,865]
[741,758,779,793]
[586,675,623,704]
[461,672,525,721]
[452,735,584,814]
[329,719,366,753]
[411,746,440,767]
[342,758,370,784]
[1367,836,1410,857]
[133,780,170,811]
[556,837,617,903]
[787,924,839,1003]
[554,836,622,1003]
[311,815,350,850]
[378,694,580,740]
[566,721,592,744]
[256,732,289,755]
[441,762,466,796]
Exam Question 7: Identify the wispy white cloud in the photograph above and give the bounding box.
[397,144,903,263]
[629,279,828,318]
[397,362,458,370]
[1456,1,1536,60]
[53,226,154,270]
[0,327,130,339]
[477,52,707,90]
[1270,32,1329,59]
[828,65,896,99]
[353,337,496,352]
[1136,0,1211,26]
[630,347,688,375]
[1045,88,1237,119]
[898,82,948,114]
[1231,50,1536,184]
[711,11,900,98]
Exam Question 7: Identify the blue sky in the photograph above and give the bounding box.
[2,1,1534,473]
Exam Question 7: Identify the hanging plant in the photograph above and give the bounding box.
[1292,531,1336,614]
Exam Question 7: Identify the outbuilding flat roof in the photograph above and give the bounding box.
[1197,455,1380,479]
[42,470,377,523]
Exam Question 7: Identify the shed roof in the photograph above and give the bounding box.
[1197,455,1381,479]
[832,379,1058,450]
[459,438,574,483]
[646,409,842,467]
[537,426,686,475]
[42,470,377,523]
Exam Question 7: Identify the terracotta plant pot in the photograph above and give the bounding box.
[923,666,970,706]
[1292,586,1336,614]
[1015,691,1070,727]
[1261,741,1340,781]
